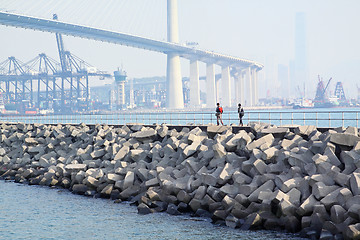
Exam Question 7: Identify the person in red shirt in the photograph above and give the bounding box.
[215,102,224,126]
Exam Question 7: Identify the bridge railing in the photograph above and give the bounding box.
[0,110,359,128]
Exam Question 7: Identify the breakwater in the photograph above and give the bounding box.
[0,122,359,239]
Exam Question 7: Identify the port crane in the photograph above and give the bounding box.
[313,75,332,107]
[0,14,112,114]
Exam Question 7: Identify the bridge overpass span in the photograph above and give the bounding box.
[0,10,263,109]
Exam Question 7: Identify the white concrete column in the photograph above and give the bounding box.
[253,69,258,105]
[189,59,200,107]
[221,66,231,107]
[166,53,184,108]
[206,63,216,108]
[166,0,183,109]
[167,0,179,43]
[237,71,245,105]
[234,74,239,104]
[246,67,253,106]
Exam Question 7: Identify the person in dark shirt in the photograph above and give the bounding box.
[238,103,244,126]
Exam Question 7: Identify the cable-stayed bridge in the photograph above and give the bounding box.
[0,0,263,109]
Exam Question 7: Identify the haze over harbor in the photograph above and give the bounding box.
[0,0,359,100]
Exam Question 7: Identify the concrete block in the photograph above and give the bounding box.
[323,147,342,167]
[344,223,360,240]
[280,177,302,193]
[213,143,227,159]
[330,205,347,224]
[145,178,159,188]
[100,184,113,197]
[182,142,200,158]
[277,198,296,217]
[72,184,88,195]
[188,198,202,212]
[261,127,289,138]
[262,147,278,161]
[176,190,191,204]
[280,138,297,151]
[206,125,232,139]
[225,131,251,152]
[252,159,267,175]
[183,157,201,174]
[271,189,290,205]
[106,173,122,183]
[330,133,360,147]
[310,140,326,155]
[297,194,319,216]
[132,130,157,143]
[123,171,134,189]
[218,163,235,185]
[337,188,353,207]
[225,215,243,229]
[347,204,360,220]
[349,172,360,195]
[309,174,335,187]
[320,188,342,211]
[313,182,340,200]
[248,180,275,202]
[113,145,129,161]
[83,176,99,188]
[294,125,316,136]
[137,203,153,215]
[354,141,360,153]
[282,215,301,233]
[157,125,168,138]
[246,134,274,152]
[65,164,87,171]
[240,213,262,230]
[344,126,358,136]
[287,188,301,206]
[219,184,240,197]
[232,170,252,185]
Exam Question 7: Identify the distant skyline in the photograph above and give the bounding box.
[0,0,359,99]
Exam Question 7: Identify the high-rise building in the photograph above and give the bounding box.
[294,12,308,97]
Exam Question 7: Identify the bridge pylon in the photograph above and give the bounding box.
[166,0,184,109]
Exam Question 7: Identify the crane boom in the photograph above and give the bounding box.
[53,14,69,73]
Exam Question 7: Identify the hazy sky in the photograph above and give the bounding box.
[0,0,359,98]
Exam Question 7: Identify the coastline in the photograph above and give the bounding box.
[0,122,360,239]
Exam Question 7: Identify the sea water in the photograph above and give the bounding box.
[1,107,359,127]
[0,181,306,240]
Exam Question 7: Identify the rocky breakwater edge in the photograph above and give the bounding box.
[1,122,360,239]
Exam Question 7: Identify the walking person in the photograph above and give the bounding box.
[238,103,244,126]
[215,102,224,125]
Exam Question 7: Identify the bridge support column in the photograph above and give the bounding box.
[253,69,258,105]
[166,53,184,108]
[189,59,200,107]
[236,71,245,105]
[221,66,231,107]
[246,67,253,106]
[206,63,216,108]
[166,0,183,109]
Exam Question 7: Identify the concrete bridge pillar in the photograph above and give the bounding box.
[206,63,216,108]
[236,70,245,105]
[234,73,239,104]
[253,69,258,105]
[189,59,200,107]
[221,66,231,107]
[246,67,253,106]
[166,0,183,109]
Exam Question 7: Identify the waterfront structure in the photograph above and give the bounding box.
[0,2,263,110]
